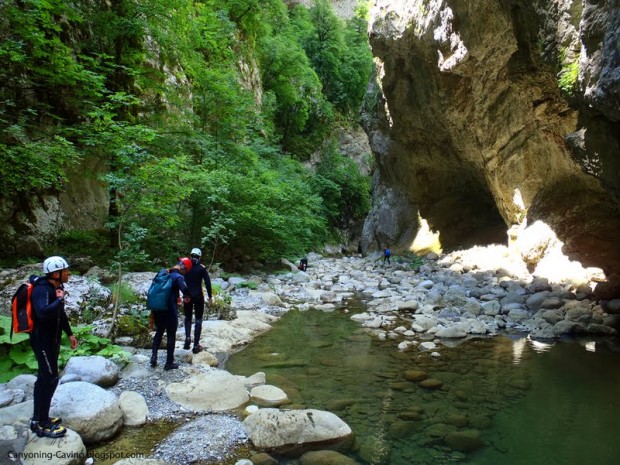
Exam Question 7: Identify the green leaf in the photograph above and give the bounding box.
[0,316,30,344]
[0,356,13,372]
[0,367,35,383]
[9,344,34,366]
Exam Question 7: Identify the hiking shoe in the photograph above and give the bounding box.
[150,354,158,367]
[192,345,202,354]
[163,362,179,371]
[31,421,67,438]
[30,417,62,433]
[29,420,38,433]
[183,338,191,350]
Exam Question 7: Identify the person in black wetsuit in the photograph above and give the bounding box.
[150,257,191,370]
[298,257,308,271]
[182,248,213,354]
[29,256,78,438]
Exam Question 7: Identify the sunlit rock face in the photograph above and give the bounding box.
[285,0,359,20]
[361,0,620,297]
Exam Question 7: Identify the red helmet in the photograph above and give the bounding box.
[178,257,192,272]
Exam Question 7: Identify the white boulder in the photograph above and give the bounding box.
[243,408,353,451]
[51,381,123,444]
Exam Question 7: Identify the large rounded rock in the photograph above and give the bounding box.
[243,408,354,454]
[249,385,289,407]
[0,399,32,430]
[50,381,123,444]
[6,374,36,400]
[62,355,120,387]
[0,389,24,407]
[166,370,249,412]
[22,429,86,465]
[119,391,148,426]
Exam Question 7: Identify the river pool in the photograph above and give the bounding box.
[225,307,620,465]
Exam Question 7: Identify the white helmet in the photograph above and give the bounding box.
[190,247,202,257]
[43,256,69,274]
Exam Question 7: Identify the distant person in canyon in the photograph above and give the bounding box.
[151,258,191,370]
[383,247,391,265]
[182,248,213,354]
[29,256,78,438]
[298,256,308,271]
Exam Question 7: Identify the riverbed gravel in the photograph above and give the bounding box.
[153,414,248,464]
[109,352,250,464]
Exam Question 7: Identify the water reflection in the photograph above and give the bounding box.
[527,334,555,354]
[511,337,526,364]
[226,308,620,465]
[512,334,558,365]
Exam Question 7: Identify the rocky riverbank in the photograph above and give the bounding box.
[1,245,619,465]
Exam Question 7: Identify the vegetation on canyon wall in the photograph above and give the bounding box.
[0,0,373,269]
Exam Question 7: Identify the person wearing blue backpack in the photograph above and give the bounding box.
[383,247,391,265]
[150,257,191,370]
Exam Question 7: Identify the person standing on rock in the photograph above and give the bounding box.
[29,256,78,438]
[182,248,213,354]
[383,247,391,265]
[151,257,191,370]
[298,256,308,271]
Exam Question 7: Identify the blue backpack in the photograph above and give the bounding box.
[146,269,172,312]
[385,248,391,257]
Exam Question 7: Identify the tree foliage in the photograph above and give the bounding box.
[294,0,373,115]
[312,142,371,229]
[0,0,374,268]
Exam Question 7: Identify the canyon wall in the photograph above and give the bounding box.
[360,0,620,297]
[0,158,108,258]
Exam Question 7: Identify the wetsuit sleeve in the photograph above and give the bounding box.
[60,311,73,337]
[202,267,212,299]
[31,285,63,321]
[178,275,190,297]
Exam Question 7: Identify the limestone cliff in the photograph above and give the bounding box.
[361,0,620,297]
[0,158,108,258]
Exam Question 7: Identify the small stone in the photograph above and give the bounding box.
[444,430,484,451]
[419,378,443,389]
[403,370,428,382]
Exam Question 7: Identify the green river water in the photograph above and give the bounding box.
[92,305,620,465]
[225,307,620,465]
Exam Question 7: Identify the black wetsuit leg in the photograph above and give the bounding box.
[30,337,59,423]
[165,314,178,364]
[152,312,167,357]
[183,301,193,339]
[152,311,178,364]
[193,295,205,343]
